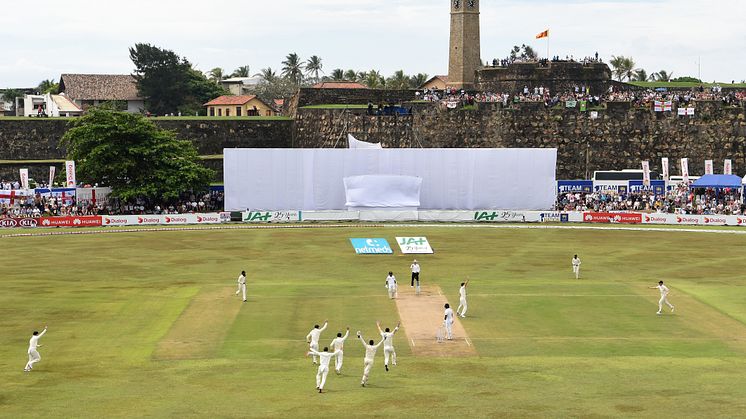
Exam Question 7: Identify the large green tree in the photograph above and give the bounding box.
[129,43,193,115]
[305,56,323,83]
[60,107,213,201]
[37,79,59,94]
[1,89,24,112]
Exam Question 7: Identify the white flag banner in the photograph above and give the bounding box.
[704,160,714,175]
[677,108,686,116]
[681,158,690,183]
[661,157,670,182]
[348,134,382,150]
[19,169,29,190]
[65,160,76,187]
[642,161,651,186]
[49,166,56,188]
[724,159,733,175]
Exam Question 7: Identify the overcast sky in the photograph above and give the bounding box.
[1,0,744,88]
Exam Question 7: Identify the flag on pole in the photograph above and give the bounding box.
[49,166,56,188]
[724,159,733,175]
[704,160,714,175]
[20,169,29,190]
[681,158,690,183]
[536,30,549,39]
[65,160,76,188]
[642,161,651,186]
[661,158,670,182]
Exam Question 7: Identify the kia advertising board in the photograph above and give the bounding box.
[349,238,394,254]
[396,237,434,254]
[0,218,39,228]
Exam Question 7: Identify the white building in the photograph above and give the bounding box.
[220,77,262,96]
[16,93,83,117]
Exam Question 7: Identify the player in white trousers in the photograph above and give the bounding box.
[457,279,469,318]
[306,320,328,364]
[385,272,398,299]
[329,327,350,374]
[376,320,400,371]
[572,255,581,279]
[306,347,341,393]
[410,260,421,295]
[357,331,384,387]
[235,270,247,302]
[444,303,455,340]
[24,326,47,372]
[650,281,675,315]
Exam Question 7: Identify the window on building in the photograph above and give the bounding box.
[218,108,222,116]
[209,107,215,116]
[266,110,272,116]
[226,108,231,116]
[236,106,242,116]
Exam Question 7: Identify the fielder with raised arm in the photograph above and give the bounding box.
[457,279,469,318]
[306,320,328,364]
[385,272,398,299]
[376,320,400,371]
[572,255,581,279]
[235,270,247,302]
[306,347,341,393]
[650,280,675,315]
[329,327,350,374]
[357,331,384,387]
[24,325,47,372]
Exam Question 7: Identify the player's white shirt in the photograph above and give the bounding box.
[28,329,46,351]
[359,337,383,360]
[411,263,420,273]
[572,257,581,267]
[459,286,467,300]
[386,275,397,289]
[306,323,327,345]
[380,326,399,349]
[657,284,670,296]
[308,350,340,368]
[330,330,349,351]
[444,308,454,323]
[237,274,246,284]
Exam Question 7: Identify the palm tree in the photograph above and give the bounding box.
[37,79,59,94]
[231,66,250,78]
[632,69,650,82]
[330,69,345,81]
[409,73,429,89]
[356,71,368,83]
[387,70,410,90]
[256,67,278,84]
[344,69,357,81]
[364,70,384,88]
[281,53,304,85]
[609,56,636,82]
[652,70,674,82]
[208,67,225,83]
[305,56,323,83]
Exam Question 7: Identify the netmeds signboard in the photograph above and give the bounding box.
[350,238,394,254]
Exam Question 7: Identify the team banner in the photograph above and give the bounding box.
[681,158,689,183]
[19,169,29,190]
[642,161,651,186]
[34,188,76,205]
[704,160,714,175]
[724,159,733,175]
[557,180,593,194]
[396,237,434,254]
[629,180,666,195]
[65,161,77,187]
[349,238,394,255]
[593,182,629,195]
[661,158,670,182]
[49,166,56,188]
[0,189,32,205]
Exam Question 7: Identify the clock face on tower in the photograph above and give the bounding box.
[468,0,477,8]
[453,0,460,9]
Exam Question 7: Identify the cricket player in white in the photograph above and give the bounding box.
[385,272,398,299]
[572,255,581,279]
[650,281,675,315]
[24,326,47,372]
[306,347,341,393]
[306,320,328,364]
[457,279,469,318]
[376,320,400,371]
[235,270,247,302]
[357,331,384,387]
[444,303,455,340]
[410,260,421,295]
[329,327,350,374]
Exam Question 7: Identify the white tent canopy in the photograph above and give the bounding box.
[348,134,382,149]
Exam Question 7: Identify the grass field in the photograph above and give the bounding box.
[3,225,746,418]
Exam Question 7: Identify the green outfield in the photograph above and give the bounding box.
[3,226,746,418]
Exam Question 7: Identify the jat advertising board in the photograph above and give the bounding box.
[396,237,434,254]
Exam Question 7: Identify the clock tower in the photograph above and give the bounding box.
[448,0,481,90]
